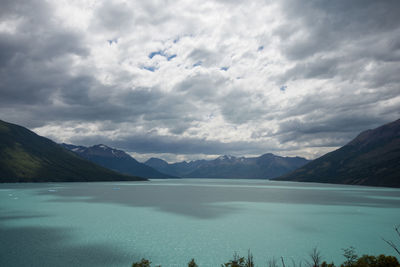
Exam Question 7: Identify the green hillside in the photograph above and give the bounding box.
[275,119,400,187]
[0,120,146,182]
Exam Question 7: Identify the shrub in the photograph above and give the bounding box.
[132,258,151,267]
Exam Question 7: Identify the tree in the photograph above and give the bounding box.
[342,247,358,267]
[307,247,322,267]
[188,258,198,267]
[222,251,254,267]
[374,254,399,267]
[222,252,246,267]
[353,254,400,267]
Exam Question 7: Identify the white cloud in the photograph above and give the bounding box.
[1,0,400,161]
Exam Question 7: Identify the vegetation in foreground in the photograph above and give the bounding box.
[132,249,399,267]
[132,226,400,267]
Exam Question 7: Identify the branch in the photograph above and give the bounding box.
[395,225,400,239]
[281,257,286,267]
[382,238,400,256]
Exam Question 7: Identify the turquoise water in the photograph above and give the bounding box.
[1,179,400,266]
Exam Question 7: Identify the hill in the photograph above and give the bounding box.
[0,120,146,182]
[275,118,400,187]
[145,154,309,179]
[62,144,175,178]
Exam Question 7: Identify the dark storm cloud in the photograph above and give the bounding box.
[15,84,200,130]
[0,0,88,111]
[280,57,340,82]
[280,86,400,121]
[274,86,400,140]
[364,62,400,88]
[279,0,400,60]
[277,0,400,87]
[0,0,87,60]
[275,116,386,145]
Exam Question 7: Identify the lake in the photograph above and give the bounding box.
[1,179,400,266]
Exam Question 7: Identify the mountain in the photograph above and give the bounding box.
[62,144,175,178]
[145,154,309,179]
[144,157,207,177]
[144,157,174,175]
[275,118,400,187]
[0,120,146,182]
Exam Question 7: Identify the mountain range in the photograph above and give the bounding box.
[0,120,146,182]
[61,143,174,178]
[275,118,400,187]
[145,154,310,179]
[2,117,399,186]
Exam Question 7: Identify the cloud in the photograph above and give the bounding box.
[1,0,400,161]
[93,1,135,33]
[188,48,218,67]
[278,0,400,60]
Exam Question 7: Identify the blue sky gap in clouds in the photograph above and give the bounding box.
[148,50,177,61]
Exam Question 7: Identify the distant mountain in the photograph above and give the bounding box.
[145,154,309,179]
[145,157,208,177]
[275,118,400,187]
[62,144,175,178]
[0,120,146,182]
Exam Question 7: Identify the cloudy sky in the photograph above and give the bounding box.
[1,0,399,162]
